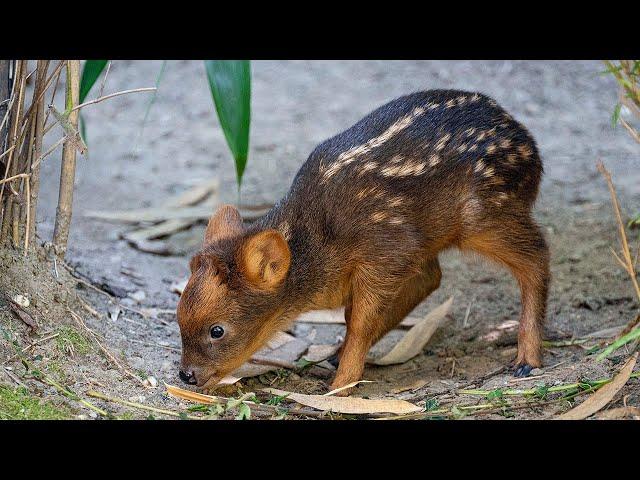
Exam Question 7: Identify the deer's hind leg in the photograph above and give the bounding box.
[461,213,550,377]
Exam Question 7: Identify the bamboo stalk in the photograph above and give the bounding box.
[0,60,9,148]
[1,60,26,244]
[52,60,80,257]
[28,60,49,246]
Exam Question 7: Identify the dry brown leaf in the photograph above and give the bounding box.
[303,343,340,363]
[8,301,38,332]
[324,380,372,396]
[295,308,421,328]
[595,406,640,420]
[368,296,454,366]
[263,387,421,415]
[558,352,638,420]
[165,383,220,404]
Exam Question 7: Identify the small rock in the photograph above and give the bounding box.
[12,294,30,308]
[108,305,122,322]
[89,411,98,419]
[143,375,158,388]
[128,395,146,403]
[530,368,544,376]
[161,361,172,372]
[129,290,146,303]
[77,414,88,420]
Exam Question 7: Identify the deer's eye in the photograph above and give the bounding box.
[210,325,225,339]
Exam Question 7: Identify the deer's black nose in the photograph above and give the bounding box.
[179,370,197,385]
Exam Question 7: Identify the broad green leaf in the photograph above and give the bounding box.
[79,60,108,103]
[204,60,251,188]
[79,60,108,144]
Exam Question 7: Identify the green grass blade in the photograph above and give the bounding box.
[79,60,108,145]
[133,60,167,154]
[204,60,251,188]
[596,327,640,361]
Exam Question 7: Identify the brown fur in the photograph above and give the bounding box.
[176,89,550,394]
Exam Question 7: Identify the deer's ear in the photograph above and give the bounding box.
[238,229,291,290]
[204,205,243,246]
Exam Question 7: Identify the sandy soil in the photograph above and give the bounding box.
[1,60,639,419]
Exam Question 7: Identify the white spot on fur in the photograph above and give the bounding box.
[380,159,427,177]
[482,166,495,178]
[371,212,388,223]
[435,133,451,152]
[321,105,427,180]
[428,154,440,167]
[474,159,486,173]
[486,144,496,154]
[279,221,291,241]
[389,217,404,225]
[388,196,404,208]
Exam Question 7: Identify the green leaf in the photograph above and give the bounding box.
[78,60,108,145]
[596,326,640,361]
[80,60,108,103]
[424,398,439,411]
[204,60,251,188]
[235,402,251,420]
[612,103,622,127]
[486,388,504,401]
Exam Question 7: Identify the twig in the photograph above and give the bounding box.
[0,173,29,185]
[129,338,180,352]
[30,136,64,170]
[459,372,640,397]
[67,308,145,387]
[87,390,200,419]
[69,87,156,113]
[596,161,640,343]
[97,61,112,98]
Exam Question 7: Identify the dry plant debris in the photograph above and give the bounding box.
[558,352,637,420]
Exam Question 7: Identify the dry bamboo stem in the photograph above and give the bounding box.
[52,60,80,257]
[0,61,9,147]
[29,60,49,245]
[1,60,26,243]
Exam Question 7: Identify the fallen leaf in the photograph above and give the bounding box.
[266,331,295,350]
[303,343,340,363]
[231,332,308,379]
[165,383,220,404]
[496,320,519,330]
[558,352,638,420]
[368,296,454,366]
[595,406,640,420]
[324,380,372,396]
[8,301,37,332]
[263,387,421,415]
[295,308,421,329]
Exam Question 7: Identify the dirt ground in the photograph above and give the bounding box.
[1,60,639,419]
